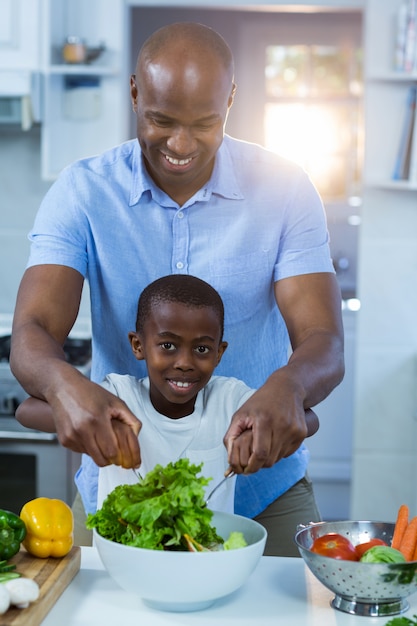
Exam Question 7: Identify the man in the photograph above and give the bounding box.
[10,22,344,555]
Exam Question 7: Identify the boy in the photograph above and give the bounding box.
[16,275,318,519]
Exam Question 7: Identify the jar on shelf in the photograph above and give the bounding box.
[62,36,87,64]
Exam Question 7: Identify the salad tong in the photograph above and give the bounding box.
[205,470,235,506]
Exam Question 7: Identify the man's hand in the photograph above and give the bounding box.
[50,375,142,469]
[225,272,343,475]
[224,380,308,474]
[10,265,142,469]
[111,418,142,469]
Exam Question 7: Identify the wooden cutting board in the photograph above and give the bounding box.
[0,546,81,626]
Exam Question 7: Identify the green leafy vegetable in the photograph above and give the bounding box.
[223,531,247,550]
[86,459,224,551]
[384,615,417,626]
[360,545,406,563]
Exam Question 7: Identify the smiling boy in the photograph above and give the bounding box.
[97,274,253,512]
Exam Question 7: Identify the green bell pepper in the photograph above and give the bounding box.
[0,509,27,560]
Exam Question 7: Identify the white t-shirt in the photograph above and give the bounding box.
[97,374,255,513]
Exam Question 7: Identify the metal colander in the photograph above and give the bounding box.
[294,520,417,617]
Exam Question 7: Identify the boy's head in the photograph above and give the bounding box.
[129,275,227,418]
[135,274,224,339]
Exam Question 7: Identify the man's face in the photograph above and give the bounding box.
[131,55,235,206]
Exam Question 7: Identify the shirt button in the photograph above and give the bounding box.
[176,262,184,269]
[177,211,184,219]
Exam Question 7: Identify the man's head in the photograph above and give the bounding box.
[129,275,227,418]
[130,23,236,206]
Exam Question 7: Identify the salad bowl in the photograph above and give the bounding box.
[93,510,266,612]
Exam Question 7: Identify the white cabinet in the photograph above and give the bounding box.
[0,0,40,70]
[0,0,40,106]
[39,0,129,180]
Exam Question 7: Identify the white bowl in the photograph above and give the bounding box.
[94,510,267,612]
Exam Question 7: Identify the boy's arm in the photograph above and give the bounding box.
[16,396,143,469]
[15,397,56,433]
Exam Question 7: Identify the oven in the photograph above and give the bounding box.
[0,330,91,513]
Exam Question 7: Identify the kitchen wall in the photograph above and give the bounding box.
[351,188,417,519]
[0,126,51,315]
[350,0,417,521]
[0,126,92,322]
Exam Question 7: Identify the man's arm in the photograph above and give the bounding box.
[224,272,344,473]
[10,265,141,469]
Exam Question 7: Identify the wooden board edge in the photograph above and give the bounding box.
[2,547,81,626]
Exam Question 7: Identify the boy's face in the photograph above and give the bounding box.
[129,301,227,419]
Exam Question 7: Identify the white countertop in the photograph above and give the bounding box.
[40,547,417,625]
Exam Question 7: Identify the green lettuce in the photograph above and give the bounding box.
[86,459,223,551]
[223,531,247,550]
[360,545,406,563]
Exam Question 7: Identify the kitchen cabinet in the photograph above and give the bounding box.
[0,0,40,70]
[0,0,40,106]
[39,0,129,179]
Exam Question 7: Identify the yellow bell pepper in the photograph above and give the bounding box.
[20,497,74,558]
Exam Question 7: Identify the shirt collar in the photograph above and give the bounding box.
[209,137,244,201]
[129,141,154,206]
[129,136,244,207]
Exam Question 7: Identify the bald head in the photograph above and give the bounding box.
[135,22,234,82]
[130,22,236,206]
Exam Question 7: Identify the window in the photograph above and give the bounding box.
[264,43,363,200]
[235,12,363,202]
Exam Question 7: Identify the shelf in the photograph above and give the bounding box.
[364,179,417,191]
[46,46,119,76]
[367,71,417,83]
[47,64,119,77]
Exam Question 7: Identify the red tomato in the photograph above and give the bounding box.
[311,533,358,561]
[354,538,387,559]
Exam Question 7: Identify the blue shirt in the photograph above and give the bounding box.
[27,135,334,517]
